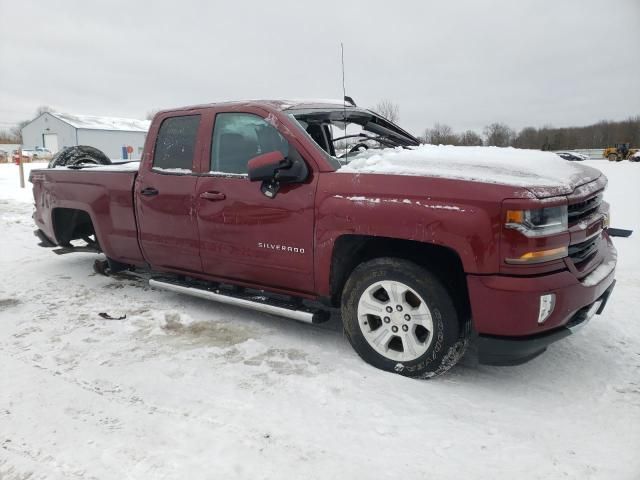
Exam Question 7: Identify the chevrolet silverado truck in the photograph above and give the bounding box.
[29,99,617,377]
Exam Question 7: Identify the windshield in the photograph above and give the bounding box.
[286,107,419,167]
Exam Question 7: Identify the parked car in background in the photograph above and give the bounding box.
[556,151,588,161]
[0,149,8,162]
[21,146,53,160]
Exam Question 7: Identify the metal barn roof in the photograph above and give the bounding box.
[50,112,150,132]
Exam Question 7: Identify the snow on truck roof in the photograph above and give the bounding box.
[157,99,355,114]
[50,112,151,132]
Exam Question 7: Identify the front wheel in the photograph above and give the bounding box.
[341,257,469,378]
[608,153,618,162]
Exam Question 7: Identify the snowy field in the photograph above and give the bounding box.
[0,160,639,479]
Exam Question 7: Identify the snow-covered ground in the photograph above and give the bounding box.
[0,160,639,479]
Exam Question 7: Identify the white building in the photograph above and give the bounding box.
[21,112,151,160]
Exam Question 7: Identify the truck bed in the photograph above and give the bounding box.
[30,162,145,266]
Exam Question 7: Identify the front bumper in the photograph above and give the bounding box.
[477,280,615,365]
[467,234,617,365]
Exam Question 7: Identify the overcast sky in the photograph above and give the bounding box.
[1,0,638,136]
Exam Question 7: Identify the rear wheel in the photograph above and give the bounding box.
[341,257,469,378]
[48,146,111,168]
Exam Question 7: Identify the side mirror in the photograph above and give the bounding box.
[248,150,308,198]
[248,151,287,182]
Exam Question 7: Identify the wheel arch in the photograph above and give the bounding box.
[51,207,100,247]
[327,234,471,323]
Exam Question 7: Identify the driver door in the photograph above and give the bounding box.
[195,109,317,294]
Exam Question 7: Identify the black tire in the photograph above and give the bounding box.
[341,257,469,378]
[48,146,111,168]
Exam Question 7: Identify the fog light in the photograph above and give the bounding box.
[538,294,556,324]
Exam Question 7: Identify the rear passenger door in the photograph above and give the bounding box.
[135,113,204,272]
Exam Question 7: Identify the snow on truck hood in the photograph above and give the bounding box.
[337,145,602,198]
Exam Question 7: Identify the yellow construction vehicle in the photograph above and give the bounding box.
[603,143,638,161]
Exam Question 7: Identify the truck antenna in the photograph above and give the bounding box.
[341,42,347,105]
[341,42,347,159]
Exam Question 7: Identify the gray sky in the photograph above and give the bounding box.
[1,0,639,136]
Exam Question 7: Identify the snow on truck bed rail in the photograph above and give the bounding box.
[338,145,599,191]
[47,161,141,172]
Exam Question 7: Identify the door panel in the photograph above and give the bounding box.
[196,176,316,293]
[136,172,201,271]
[195,108,316,293]
[135,113,203,272]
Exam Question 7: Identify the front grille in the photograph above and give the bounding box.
[569,235,600,264]
[568,193,602,225]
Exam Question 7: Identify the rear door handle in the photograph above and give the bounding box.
[140,187,159,196]
[200,191,226,201]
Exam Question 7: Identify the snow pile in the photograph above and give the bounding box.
[0,162,45,203]
[152,166,191,174]
[338,145,600,192]
[271,98,350,110]
[0,160,639,479]
[48,161,141,172]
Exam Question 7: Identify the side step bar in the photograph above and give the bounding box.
[149,278,329,324]
[53,245,101,255]
[33,229,56,248]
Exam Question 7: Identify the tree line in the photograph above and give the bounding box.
[373,99,639,150]
[420,117,640,149]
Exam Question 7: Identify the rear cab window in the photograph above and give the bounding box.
[153,115,201,173]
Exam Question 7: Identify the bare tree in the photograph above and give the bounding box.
[483,122,515,147]
[457,130,483,146]
[512,126,539,149]
[9,120,29,144]
[372,99,400,124]
[35,105,52,116]
[424,123,458,145]
[0,130,20,143]
[4,106,54,144]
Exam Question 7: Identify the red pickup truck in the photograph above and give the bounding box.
[29,99,617,377]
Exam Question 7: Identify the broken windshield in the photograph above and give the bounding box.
[286,107,419,167]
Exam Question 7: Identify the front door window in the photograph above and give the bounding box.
[210,113,289,175]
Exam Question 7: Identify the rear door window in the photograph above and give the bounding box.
[210,113,289,175]
[153,115,201,172]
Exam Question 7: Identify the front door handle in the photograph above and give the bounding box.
[200,191,226,201]
[140,187,159,196]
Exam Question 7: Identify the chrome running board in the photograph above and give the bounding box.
[149,278,328,324]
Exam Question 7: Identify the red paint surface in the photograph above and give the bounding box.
[29,101,617,338]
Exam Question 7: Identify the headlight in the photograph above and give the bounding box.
[505,205,568,237]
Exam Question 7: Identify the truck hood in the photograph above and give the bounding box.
[337,145,602,198]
